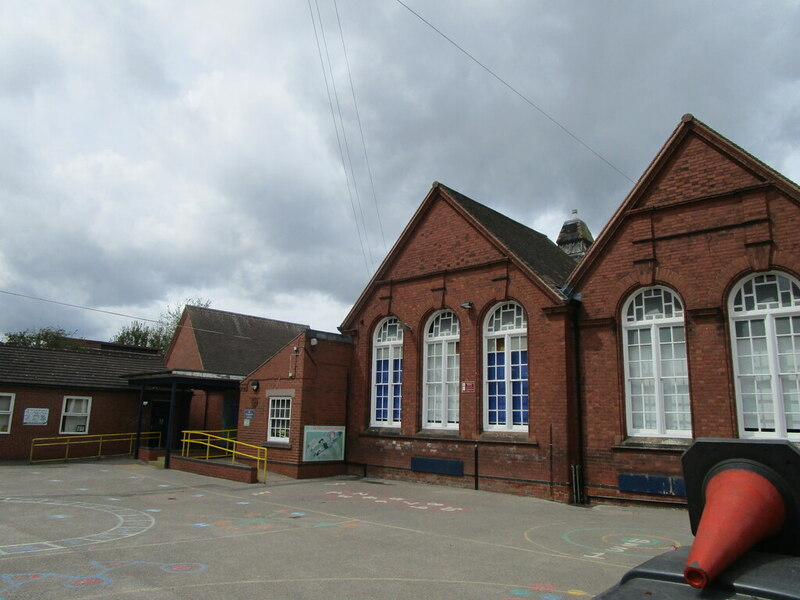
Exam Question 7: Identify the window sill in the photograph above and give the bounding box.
[612,437,691,452]
[416,428,460,439]
[358,429,538,446]
[363,427,403,437]
[478,431,536,445]
[262,441,291,450]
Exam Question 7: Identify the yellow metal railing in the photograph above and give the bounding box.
[30,431,162,464]
[180,429,267,482]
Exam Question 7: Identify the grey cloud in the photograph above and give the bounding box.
[1,0,798,337]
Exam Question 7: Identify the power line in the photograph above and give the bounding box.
[0,289,161,324]
[334,0,387,254]
[394,0,635,184]
[307,0,372,275]
[315,0,375,269]
[0,289,295,344]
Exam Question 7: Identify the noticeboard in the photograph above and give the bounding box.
[23,408,49,426]
[303,426,345,462]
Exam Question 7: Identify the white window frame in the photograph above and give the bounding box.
[267,396,291,442]
[423,310,460,429]
[0,393,14,434]
[622,287,692,438]
[371,317,403,428]
[483,302,528,432]
[729,271,800,440]
[60,396,91,435]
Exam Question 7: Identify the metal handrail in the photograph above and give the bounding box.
[180,430,267,482]
[29,431,162,463]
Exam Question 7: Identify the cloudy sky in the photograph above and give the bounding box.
[1,1,799,341]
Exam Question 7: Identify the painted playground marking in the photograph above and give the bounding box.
[324,489,467,512]
[504,584,591,599]
[0,498,155,556]
[561,527,689,560]
[0,560,206,599]
[190,509,355,531]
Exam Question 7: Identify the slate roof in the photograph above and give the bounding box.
[182,306,309,376]
[0,345,165,390]
[439,183,578,290]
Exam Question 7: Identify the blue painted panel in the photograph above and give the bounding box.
[618,473,686,497]
[411,456,464,476]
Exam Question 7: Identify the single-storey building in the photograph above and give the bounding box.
[338,181,580,501]
[0,344,164,461]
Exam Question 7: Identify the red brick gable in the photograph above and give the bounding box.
[570,115,800,290]
[636,134,763,210]
[342,183,572,331]
[165,313,203,370]
[383,194,505,281]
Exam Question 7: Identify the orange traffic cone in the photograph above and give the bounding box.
[683,467,786,588]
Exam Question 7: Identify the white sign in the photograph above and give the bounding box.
[24,408,49,425]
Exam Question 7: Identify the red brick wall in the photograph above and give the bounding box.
[165,313,203,370]
[0,385,142,461]
[385,199,505,281]
[170,454,257,483]
[237,333,350,479]
[573,129,800,502]
[185,391,228,431]
[186,391,209,430]
[343,191,577,501]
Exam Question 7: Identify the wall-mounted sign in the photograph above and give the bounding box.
[303,426,345,462]
[243,409,255,420]
[461,381,475,393]
[23,408,49,425]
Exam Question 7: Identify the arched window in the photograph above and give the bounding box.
[423,310,460,429]
[622,287,691,437]
[729,272,800,440]
[483,302,528,431]
[371,317,403,427]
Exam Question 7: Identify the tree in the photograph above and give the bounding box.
[111,298,211,353]
[4,326,85,350]
[111,320,169,349]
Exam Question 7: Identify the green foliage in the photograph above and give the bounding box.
[4,326,84,349]
[111,320,169,349]
[111,297,211,352]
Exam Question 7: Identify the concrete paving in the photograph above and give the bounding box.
[0,458,694,599]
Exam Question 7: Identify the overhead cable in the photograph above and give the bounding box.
[334,0,387,253]
[307,0,372,275]
[395,0,635,183]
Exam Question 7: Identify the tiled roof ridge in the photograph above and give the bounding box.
[435,182,552,242]
[0,343,160,359]
[186,305,309,329]
[435,182,577,291]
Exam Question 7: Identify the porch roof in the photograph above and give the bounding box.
[123,369,243,390]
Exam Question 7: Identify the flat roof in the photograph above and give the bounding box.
[123,369,244,390]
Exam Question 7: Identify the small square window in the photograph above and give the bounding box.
[0,393,14,434]
[61,396,91,434]
[268,397,291,442]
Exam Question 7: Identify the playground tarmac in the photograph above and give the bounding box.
[0,458,694,600]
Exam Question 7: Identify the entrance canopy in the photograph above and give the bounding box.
[125,369,244,390]
[124,369,244,467]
